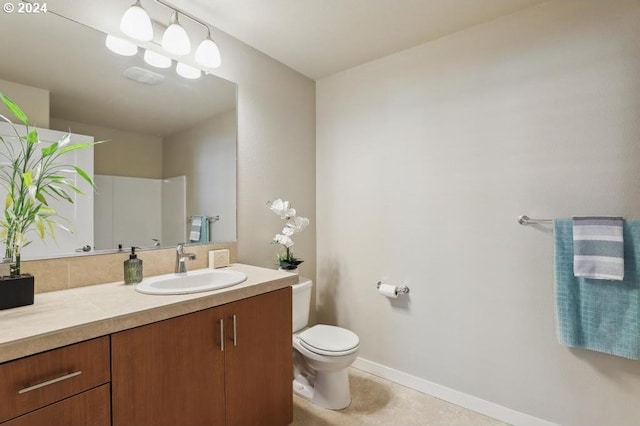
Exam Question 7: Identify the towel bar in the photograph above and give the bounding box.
[518,215,552,226]
[187,215,220,223]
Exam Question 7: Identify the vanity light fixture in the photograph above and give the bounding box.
[120,0,153,42]
[144,49,172,68]
[176,62,201,79]
[112,0,222,74]
[162,11,191,55]
[105,34,138,56]
[155,0,222,68]
[195,29,221,68]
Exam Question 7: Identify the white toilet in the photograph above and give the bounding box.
[292,278,360,410]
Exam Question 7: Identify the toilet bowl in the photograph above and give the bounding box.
[292,278,360,410]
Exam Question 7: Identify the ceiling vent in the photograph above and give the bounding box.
[122,66,165,85]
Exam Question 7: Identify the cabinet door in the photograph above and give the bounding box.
[111,307,225,426]
[2,384,110,426]
[224,287,293,426]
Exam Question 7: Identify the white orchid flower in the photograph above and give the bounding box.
[268,198,310,265]
[269,198,296,219]
[274,233,294,248]
[269,198,286,215]
[288,216,310,232]
[282,226,294,236]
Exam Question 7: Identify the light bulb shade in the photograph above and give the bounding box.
[162,13,190,55]
[120,1,153,41]
[195,38,221,68]
[105,35,138,56]
[176,62,201,79]
[144,49,172,68]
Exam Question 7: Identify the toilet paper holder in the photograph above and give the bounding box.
[376,281,410,296]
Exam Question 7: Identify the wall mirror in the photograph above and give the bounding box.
[0,10,237,260]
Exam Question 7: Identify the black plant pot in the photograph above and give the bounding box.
[0,274,34,310]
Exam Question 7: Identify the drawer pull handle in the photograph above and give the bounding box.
[18,371,82,394]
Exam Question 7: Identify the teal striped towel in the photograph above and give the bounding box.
[555,219,640,359]
[573,216,624,280]
[189,215,210,243]
[189,216,202,242]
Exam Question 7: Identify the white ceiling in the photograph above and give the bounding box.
[171,0,546,79]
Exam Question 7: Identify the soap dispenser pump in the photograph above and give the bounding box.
[124,247,143,284]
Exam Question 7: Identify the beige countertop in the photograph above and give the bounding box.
[0,264,298,363]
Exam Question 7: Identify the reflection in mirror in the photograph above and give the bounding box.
[0,10,237,260]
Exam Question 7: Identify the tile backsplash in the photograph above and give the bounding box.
[23,243,237,293]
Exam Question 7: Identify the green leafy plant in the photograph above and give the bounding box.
[0,93,97,277]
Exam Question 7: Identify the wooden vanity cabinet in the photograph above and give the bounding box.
[111,287,293,426]
[0,336,111,426]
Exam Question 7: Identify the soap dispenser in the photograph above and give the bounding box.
[124,247,143,284]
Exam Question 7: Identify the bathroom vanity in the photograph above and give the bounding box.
[0,264,295,426]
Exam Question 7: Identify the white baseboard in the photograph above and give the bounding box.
[352,357,557,426]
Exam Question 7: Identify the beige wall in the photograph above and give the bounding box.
[164,110,237,243]
[0,78,50,128]
[317,2,640,425]
[174,4,317,295]
[51,118,163,178]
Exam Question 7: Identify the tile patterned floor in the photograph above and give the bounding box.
[293,368,509,426]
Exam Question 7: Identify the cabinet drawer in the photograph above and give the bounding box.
[0,336,110,422]
[2,384,111,426]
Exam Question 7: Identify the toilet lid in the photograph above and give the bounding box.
[298,324,359,355]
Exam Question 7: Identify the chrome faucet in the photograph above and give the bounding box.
[175,243,197,275]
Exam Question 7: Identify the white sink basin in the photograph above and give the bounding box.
[135,269,248,295]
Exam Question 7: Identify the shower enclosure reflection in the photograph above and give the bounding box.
[93,175,186,251]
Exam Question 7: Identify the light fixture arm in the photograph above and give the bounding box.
[168,10,179,25]
[153,0,212,36]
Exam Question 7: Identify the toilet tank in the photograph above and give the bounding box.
[292,278,312,333]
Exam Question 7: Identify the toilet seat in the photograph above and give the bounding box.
[297,324,360,356]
